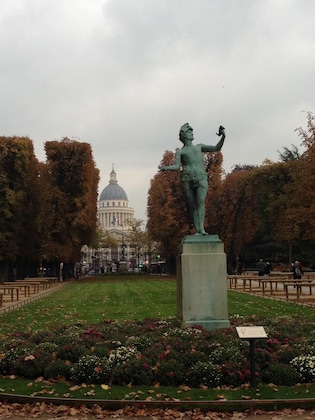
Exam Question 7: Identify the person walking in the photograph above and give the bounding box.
[257,259,266,276]
[292,260,303,280]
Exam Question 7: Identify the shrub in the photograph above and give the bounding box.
[153,359,186,386]
[290,355,315,383]
[37,342,58,353]
[209,340,245,365]
[108,346,140,366]
[57,343,86,363]
[111,358,153,386]
[185,361,221,388]
[0,348,22,375]
[44,360,72,381]
[16,349,53,378]
[220,360,250,387]
[261,363,300,386]
[70,355,111,384]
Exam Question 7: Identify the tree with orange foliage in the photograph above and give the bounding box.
[210,167,259,271]
[147,151,191,263]
[41,138,99,265]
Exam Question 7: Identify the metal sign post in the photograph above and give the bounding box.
[236,326,268,388]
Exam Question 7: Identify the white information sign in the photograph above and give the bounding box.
[236,326,267,339]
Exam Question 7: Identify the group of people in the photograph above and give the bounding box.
[257,258,304,279]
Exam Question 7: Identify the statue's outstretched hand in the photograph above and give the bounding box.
[216,125,225,136]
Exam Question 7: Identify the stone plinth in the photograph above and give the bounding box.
[118,261,128,272]
[177,234,230,330]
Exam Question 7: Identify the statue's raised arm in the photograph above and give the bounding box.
[200,125,225,153]
[159,123,226,235]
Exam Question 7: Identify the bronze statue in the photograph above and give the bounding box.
[160,124,225,235]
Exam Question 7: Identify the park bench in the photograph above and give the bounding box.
[284,281,315,301]
[3,282,32,297]
[23,278,50,290]
[258,277,300,296]
[227,275,263,292]
[0,285,20,302]
[269,271,293,278]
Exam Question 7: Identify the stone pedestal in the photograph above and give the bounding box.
[118,260,128,272]
[177,234,230,330]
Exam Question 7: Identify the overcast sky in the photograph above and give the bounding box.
[1,0,314,222]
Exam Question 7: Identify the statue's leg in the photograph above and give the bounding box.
[183,183,200,233]
[196,181,208,235]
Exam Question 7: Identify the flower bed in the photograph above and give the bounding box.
[0,315,314,387]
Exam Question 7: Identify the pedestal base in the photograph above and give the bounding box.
[177,234,230,331]
[118,261,128,272]
[182,319,230,330]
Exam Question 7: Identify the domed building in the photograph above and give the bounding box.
[98,166,134,230]
[97,166,135,269]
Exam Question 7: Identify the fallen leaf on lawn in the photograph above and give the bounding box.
[86,389,95,396]
[153,381,160,387]
[147,389,155,394]
[101,384,109,390]
[199,384,208,390]
[178,384,191,391]
[241,395,251,400]
[35,377,43,382]
[216,394,226,400]
[9,375,16,379]
[27,382,33,387]
[69,385,81,391]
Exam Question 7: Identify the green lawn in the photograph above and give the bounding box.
[0,275,314,338]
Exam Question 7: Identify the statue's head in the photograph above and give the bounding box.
[179,123,193,143]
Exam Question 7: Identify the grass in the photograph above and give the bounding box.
[227,289,315,318]
[0,377,314,404]
[0,274,314,402]
[0,276,177,337]
[0,276,314,338]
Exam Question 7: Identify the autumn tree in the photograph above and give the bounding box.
[0,137,41,279]
[41,138,99,267]
[209,167,259,271]
[290,111,315,259]
[147,151,191,266]
[278,144,301,161]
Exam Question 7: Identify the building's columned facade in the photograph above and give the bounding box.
[98,167,134,231]
[82,166,134,272]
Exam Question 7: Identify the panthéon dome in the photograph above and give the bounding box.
[99,167,128,201]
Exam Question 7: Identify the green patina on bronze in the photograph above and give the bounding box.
[160,124,225,235]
